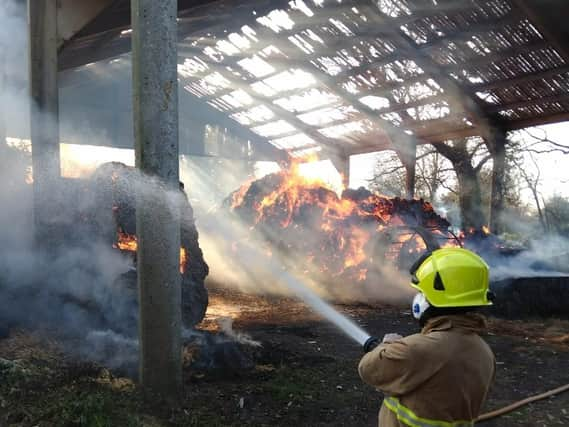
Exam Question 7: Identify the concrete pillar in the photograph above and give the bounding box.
[488,129,507,234]
[404,161,416,200]
[132,0,182,396]
[28,0,61,245]
[329,151,350,189]
[395,142,416,199]
[339,155,350,189]
[0,60,6,151]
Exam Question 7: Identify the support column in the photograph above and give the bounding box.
[132,0,182,396]
[336,155,350,189]
[0,59,6,152]
[395,142,416,199]
[328,149,350,189]
[487,129,507,234]
[28,0,61,246]
[404,160,416,200]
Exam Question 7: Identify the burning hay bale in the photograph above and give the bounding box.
[222,165,569,318]
[88,162,209,329]
[225,165,459,288]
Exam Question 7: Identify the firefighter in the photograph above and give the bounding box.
[359,247,496,427]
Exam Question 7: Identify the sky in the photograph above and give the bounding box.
[350,122,569,203]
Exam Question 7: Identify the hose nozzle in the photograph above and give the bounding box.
[363,336,379,353]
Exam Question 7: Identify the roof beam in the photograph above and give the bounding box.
[371,93,448,115]
[57,0,115,49]
[344,140,394,156]
[392,0,476,26]
[415,11,522,52]
[510,0,569,64]
[471,64,569,91]
[179,89,288,162]
[419,126,482,143]
[180,50,349,153]
[440,40,550,72]
[506,112,569,130]
[487,93,569,113]
[362,1,495,140]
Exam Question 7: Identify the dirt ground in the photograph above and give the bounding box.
[1,286,569,427]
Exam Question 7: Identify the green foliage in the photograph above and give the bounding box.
[57,392,141,427]
[264,368,316,402]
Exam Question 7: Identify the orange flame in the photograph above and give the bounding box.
[230,162,453,282]
[114,231,188,274]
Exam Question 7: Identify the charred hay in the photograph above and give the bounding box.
[89,162,209,328]
[226,173,457,280]
[490,276,569,319]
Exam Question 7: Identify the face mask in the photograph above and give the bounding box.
[412,292,430,320]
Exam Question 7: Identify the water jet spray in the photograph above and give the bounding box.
[268,260,374,347]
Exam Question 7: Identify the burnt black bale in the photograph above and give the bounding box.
[180,188,209,327]
[185,332,256,378]
[87,162,209,328]
[489,276,569,319]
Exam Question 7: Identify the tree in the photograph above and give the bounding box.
[368,150,406,197]
[369,136,526,233]
[510,145,547,231]
[433,138,492,230]
[369,145,453,202]
[508,127,569,233]
[544,195,569,236]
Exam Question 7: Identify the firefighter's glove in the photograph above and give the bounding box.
[382,333,403,344]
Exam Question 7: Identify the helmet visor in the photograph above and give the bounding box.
[409,251,432,283]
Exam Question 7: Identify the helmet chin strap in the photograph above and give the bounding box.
[412,292,431,321]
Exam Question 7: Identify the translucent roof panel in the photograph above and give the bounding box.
[262,69,317,93]
[163,0,569,154]
[298,105,359,127]
[273,89,341,113]
[252,120,297,138]
[270,133,316,150]
[230,105,276,126]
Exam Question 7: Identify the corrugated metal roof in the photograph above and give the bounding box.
[59,0,569,158]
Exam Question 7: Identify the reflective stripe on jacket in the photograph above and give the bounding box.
[383,397,473,427]
[358,314,495,427]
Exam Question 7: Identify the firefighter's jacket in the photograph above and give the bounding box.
[358,314,495,427]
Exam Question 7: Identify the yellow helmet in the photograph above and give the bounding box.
[409,247,492,307]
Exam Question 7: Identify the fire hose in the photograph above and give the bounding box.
[476,383,569,423]
[272,260,569,424]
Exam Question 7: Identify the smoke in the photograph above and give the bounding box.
[188,178,414,307]
[216,317,261,348]
[0,0,254,374]
[81,330,139,373]
[0,146,138,369]
[0,139,219,371]
[488,234,569,281]
[179,153,416,307]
